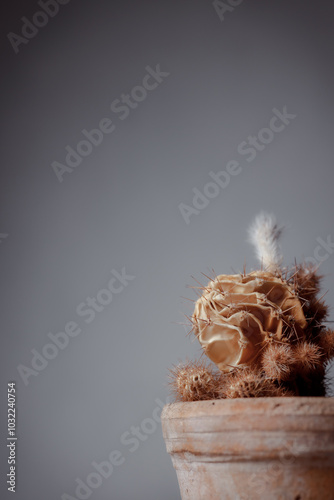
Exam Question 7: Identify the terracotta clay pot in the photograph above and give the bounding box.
[161,397,334,500]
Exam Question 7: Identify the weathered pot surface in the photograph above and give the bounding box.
[161,397,334,500]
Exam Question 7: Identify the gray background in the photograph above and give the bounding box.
[1,1,334,499]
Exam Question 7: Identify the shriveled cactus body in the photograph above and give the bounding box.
[192,271,306,372]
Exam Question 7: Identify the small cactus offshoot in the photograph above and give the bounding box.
[222,368,293,399]
[169,213,334,401]
[168,360,223,401]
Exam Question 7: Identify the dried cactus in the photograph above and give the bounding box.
[169,213,334,401]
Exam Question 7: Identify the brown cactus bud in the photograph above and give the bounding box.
[168,360,224,402]
[318,329,334,361]
[261,343,295,381]
[293,342,323,374]
[305,298,329,329]
[292,264,322,301]
[223,368,293,399]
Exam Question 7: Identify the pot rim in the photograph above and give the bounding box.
[161,397,334,462]
[162,396,334,421]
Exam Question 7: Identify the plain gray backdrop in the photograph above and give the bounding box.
[1,1,334,499]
